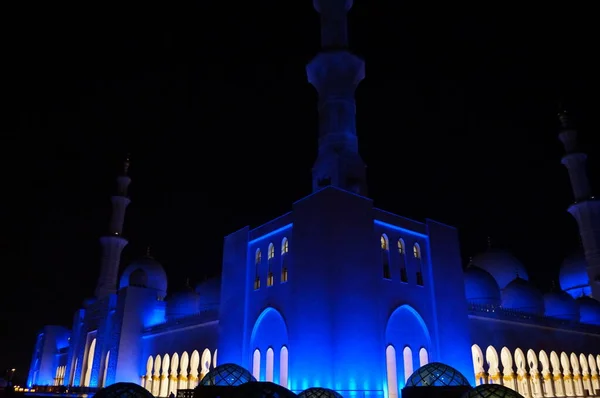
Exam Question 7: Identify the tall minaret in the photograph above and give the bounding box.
[307,0,367,196]
[558,110,600,299]
[95,156,132,299]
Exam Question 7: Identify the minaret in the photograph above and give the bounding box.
[307,0,367,196]
[558,110,600,299]
[94,156,132,299]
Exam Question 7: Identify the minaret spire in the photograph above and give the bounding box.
[307,0,367,195]
[95,156,132,299]
[557,111,600,300]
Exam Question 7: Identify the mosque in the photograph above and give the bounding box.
[27,1,600,397]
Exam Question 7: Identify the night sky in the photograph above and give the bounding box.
[2,2,599,381]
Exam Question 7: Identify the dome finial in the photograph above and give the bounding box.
[467,256,474,268]
[487,236,492,249]
[146,246,152,258]
[185,277,190,288]
[551,280,557,291]
[515,268,520,279]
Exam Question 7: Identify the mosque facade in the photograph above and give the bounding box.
[27,1,600,397]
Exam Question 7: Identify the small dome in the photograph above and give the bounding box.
[166,286,200,320]
[462,384,523,398]
[195,277,221,311]
[464,265,501,306]
[198,363,255,386]
[235,382,297,398]
[501,277,544,316]
[559,250,591,299]
[298,387,343,398]
[405,362,471,387]
[543,290,579,321]
[577,296,600,326]
[94,382,155,398]
[472,249,528,290]
[119,256,168,299]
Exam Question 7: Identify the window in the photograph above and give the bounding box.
[398,239,408,282]
[281,237,289,283]
[267,243,274,287]
[254,249,261,290]
[414,243,424,286]
[381,234,391,279]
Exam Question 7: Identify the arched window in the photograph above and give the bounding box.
[413,243,423,286]
[381,234,391,279]
[267,243,274,287]
[419,347,429,367]
[403,346,413,382]
[254,249,261,290]
[398,239,408,283]
[266,348,274,382]
[281,237,289,283]
[386,345,398,398]
[252,349,261,381]
[279,346,289,388]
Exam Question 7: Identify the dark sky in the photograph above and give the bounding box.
[2,1,599,380]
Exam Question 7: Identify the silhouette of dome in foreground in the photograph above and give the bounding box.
[198,363,256,386]
[405,362,471,387]
[298,387,343,398]
[94,382,155,398]
[235,381,297,398]
[462,383,524,398]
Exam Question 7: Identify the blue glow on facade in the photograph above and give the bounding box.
[248,223,293,246]
[374,219,429,240]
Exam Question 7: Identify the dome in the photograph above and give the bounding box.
[462,384,524,398]
[543,290,579,321]
[234,381,297,398]
[559,250,591,298]
[195,277,221,311]
[577,296,600,326]
[119,256,168,299]
[298,387,343,398]
[464,265,501,306]
[94,382,155,398]
[198,363,256,386]
[166,286,200,319]
[501,277,544,316]
[405,362,471,387]
[472,249,528,290]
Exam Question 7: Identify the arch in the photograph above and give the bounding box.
[281,237,289,282]
[102,351,110,387]
[398,238,407,282]
[266,347,274,382]
[413,243,423,285]
[250,307,289,383]
[419,347,429,367]
[160,354,170,396]
[386,345,399,398]
[255,248,262,265]
[403,346,413,382]
[381,234,391,279]
[83,338,96,387]
[267,243,275,286]
[168,353,179,396]
[385,305,431,386]
[252,349,261,380]
[381,234,389,250]
[200,349,211,379]
[485,346,500,384]
[280,346,289,388]
[471,344,485,385]
[254,248,262,290]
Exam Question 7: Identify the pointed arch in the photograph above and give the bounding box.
[250,307,289,384]
[386,345,398,398]
[381,234,391,279]
[281,237,289,283]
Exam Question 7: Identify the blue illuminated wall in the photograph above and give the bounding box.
[27,325,70,387]
[218,186,474,396]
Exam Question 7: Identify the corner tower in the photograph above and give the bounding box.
[95,157,132,299]
[307,0,367,196]
[558,111,600,299]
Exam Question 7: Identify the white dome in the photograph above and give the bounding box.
[464,265,501,306]
[543,290,579,322]
[472,249,528,290]
[120,256,168,299]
